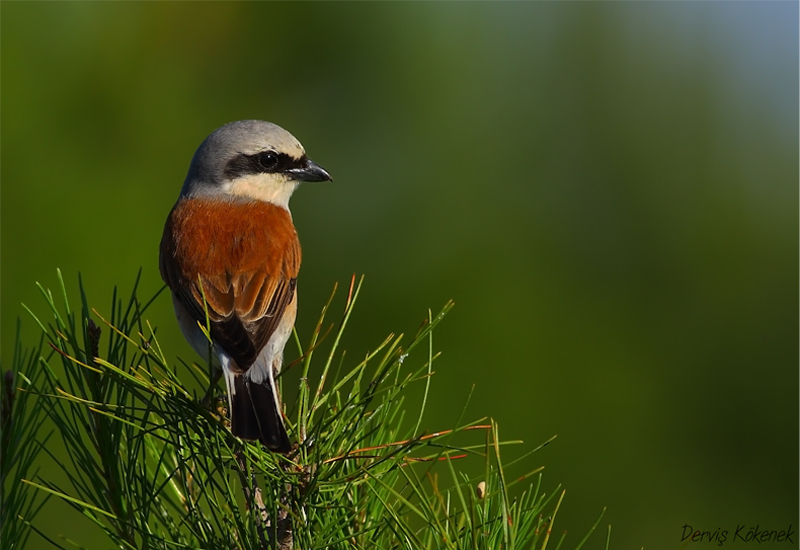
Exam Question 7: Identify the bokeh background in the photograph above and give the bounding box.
[2,2,797,548]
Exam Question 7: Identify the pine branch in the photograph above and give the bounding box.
[1,319,52,550]
[6,269,608,549]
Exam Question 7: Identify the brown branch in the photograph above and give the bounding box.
[323,424,491,464]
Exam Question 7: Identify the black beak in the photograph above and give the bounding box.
[287,158,332,183]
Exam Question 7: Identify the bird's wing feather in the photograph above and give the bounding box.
[195,272,296,367]
[159,198,301,369]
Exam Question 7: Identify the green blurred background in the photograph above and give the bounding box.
[2,2,797,548]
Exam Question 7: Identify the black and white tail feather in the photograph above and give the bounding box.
[221,353,292,453]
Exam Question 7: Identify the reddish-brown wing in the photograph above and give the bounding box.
[159,197,301,369]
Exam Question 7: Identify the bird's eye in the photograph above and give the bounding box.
[256,151,279,171]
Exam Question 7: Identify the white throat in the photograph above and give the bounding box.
[223,174,299,210]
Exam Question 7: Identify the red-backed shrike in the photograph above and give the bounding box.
[159,120,331,453]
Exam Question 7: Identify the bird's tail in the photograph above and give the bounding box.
[230,374,292,454]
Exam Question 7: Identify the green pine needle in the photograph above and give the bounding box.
[2,271,609,550]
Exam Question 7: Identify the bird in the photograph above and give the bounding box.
[159,120,331,453]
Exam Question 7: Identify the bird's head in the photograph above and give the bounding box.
[181,120,332,209]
